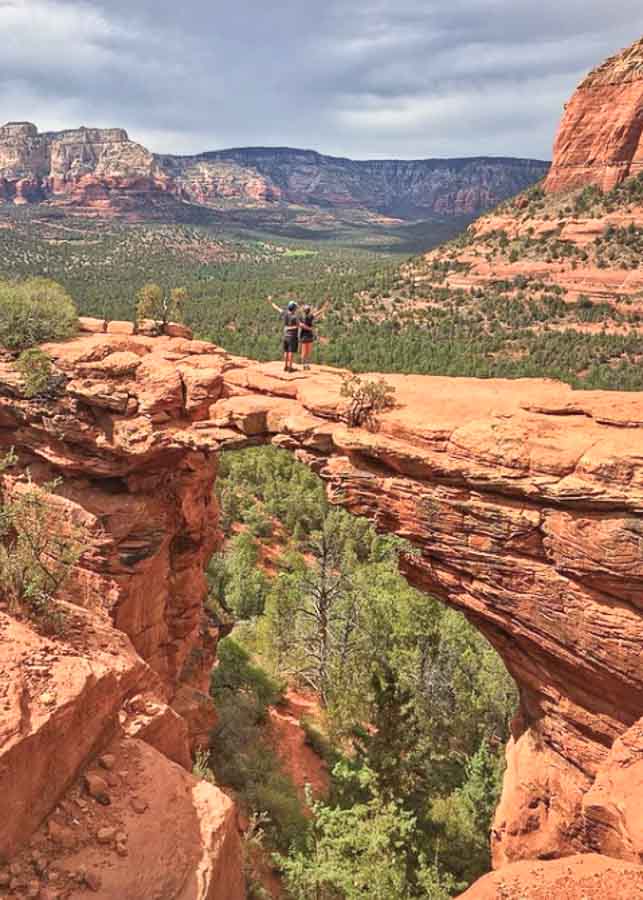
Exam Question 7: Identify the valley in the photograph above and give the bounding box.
[1,25,643,900]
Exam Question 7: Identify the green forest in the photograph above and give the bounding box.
[1,200,643,389]
[205,447,517,899]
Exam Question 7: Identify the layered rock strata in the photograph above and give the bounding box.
[166,149,549,217]
[2,323,643,896]
[0,121,548,217]
[545,37,643,194]
[405,35,643,316]
[411,194,643,308]
[0,122,173,215]
[0,328,243,897]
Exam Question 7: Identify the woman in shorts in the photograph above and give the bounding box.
[299,299,329,370]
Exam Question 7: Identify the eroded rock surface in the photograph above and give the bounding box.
[545,37,643,194]
[406,35,643,320]
[0,331,243,898]
[0,121,548,217]
[458,854,643,899]
[2,326,643,897]
[0,123,174,216]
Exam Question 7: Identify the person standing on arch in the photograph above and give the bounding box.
[269,296,300,372]
[298,298,330,370]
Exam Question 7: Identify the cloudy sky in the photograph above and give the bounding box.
[1,0,642,160]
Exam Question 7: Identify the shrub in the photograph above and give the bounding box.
[0,464,91,631]
[136,282,187,330]
[192,749,216,784]
[0,279,77,350]
[14,348,54,398]
[340,374,396,429]
[212,638,283,714]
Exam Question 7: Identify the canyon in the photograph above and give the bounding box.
[2,29,643,900]
[2,322,643,897]
[0,121,548,220]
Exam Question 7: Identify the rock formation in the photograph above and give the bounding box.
[2,321,643,896]
[402,36,643,318]
[0,123,175,216]
[408,185,643,309]
[168,148,549,217]
[545,37,643,194]
[0,121,548,218]
[158,155,283,206]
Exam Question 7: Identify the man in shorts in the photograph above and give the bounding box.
[269,297,299,372]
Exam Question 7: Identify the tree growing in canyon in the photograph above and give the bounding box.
[279,764,455,900]
[0,460,91,631]
[136,282,188,331]
[269,521,355,707]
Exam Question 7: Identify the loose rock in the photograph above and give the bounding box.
[84,772,111,805]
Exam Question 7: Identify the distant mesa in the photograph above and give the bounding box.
[5,37,643,224]
[0,120,549,219]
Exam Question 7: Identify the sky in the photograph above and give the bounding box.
[1,0,642,161]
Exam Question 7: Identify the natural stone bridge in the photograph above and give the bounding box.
[2,325,643,897]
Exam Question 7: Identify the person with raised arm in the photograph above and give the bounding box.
[299,298,330,370]
[269,295,300,372]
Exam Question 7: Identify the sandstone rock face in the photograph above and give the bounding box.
[188,148,549,216]
[582,718,643,861]
[410,36,643,323]
[0,608,150,858]
[0,121,548,217]
[457,854,643,899]
[3,329,643,896]
[7,737,243,900]
[545,37,643,193]
[159,155,283,206]
[0,123,171,216]
[0,334,244,897]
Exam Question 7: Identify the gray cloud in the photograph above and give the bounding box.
[0,0,642,159]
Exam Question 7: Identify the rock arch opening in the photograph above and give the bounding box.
[209,442,518,888]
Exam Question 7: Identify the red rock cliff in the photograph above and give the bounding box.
[0,328,244,899]
[3,323,643,897]
[545,36,643,194]
[0,121,548,218]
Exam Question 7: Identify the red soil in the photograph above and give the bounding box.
[250,689,329,899]
[268,688,330,803]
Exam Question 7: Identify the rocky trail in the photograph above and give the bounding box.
[268,689,330,807]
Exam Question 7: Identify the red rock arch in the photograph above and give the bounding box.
[2,327,643,895]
